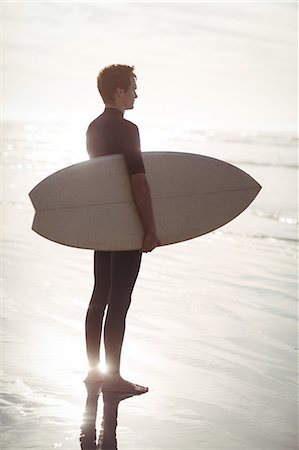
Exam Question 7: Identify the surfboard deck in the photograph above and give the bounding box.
[29,152,261,250]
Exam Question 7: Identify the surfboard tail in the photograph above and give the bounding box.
[28,188,37,210]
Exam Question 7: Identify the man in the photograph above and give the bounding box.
[84,64,160,394]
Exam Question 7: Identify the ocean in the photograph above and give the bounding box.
[1,120,298,449]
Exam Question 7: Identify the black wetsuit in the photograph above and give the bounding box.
[85,108,145,374]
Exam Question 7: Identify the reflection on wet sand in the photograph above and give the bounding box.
[80,386,101,450]
[80,385,144,450]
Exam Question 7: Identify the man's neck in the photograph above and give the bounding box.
[105,103,124,114]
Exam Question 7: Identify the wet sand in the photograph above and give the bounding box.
[2,202,297,449]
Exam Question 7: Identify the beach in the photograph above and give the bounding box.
[1,121,298,449]
[2,1,298,448]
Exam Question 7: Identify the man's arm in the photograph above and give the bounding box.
[130,173,160,252]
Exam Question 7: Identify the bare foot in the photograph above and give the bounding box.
[84,368,105,392]
[103,374,148,395]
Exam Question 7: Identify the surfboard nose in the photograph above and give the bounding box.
[250,177,262,198]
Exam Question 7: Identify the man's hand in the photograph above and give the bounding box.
[141,231,161,253]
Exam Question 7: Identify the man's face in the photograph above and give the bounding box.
[122,77,137,110]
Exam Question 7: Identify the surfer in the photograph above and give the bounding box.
[84,64,160,394]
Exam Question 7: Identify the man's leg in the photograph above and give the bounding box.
[103,251,147,394]
[104,250,142,374]
[85,251,111,370]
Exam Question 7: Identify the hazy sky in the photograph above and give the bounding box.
[2,1,298,131]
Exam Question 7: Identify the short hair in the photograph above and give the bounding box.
[97,64,136,103]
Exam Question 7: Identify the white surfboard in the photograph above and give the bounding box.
[29,152,261,251]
